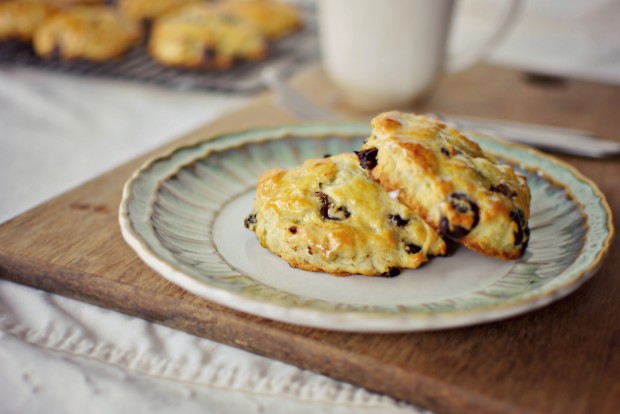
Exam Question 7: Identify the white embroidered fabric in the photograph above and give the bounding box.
[0,280,421,414]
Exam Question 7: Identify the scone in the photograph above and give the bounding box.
[117,0,202,21]
[149,4,267,69]
[0,1,57,42]
[244,153,447,276]
[40,0,105,4]
[358,111,531,260]
[33,6,142,61]
[218,0,302,39]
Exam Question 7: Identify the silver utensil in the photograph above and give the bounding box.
[438,115,620,158]
[262,66,620,158]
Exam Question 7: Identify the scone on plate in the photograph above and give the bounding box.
[149,3,267,69]
[0,1,57,41]
[245,153,447,277]
[359,111,531,260]
[33,6,142,61]
[117,0,202,22]
[219,0,302,39]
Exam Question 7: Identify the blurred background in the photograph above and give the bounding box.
[455,0,620,84]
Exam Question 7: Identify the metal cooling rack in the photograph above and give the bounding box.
[0,1,318,94]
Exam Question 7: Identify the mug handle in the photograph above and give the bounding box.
[445,0,524,73]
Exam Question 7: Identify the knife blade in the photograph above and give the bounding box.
[439,114,620,158]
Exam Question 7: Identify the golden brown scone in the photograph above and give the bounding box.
[358,111,531,260]
[39,0,105,4]
[33,6,142,61]
[244,153,447,277]
[218,0,301,39]
[148,3,267,69]
[0,1,57,42]
[117,0,202,21]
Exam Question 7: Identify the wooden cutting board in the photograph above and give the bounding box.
[1,65,619,414]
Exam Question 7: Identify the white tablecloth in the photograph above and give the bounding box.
[2,0,619,412]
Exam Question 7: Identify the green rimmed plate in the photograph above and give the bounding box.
[119,123,614,332]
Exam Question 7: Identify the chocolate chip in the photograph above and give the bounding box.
[203,47,216,61]
[441,147,450,157]
[442,239,459,256]
[510,209,528,246]
[438,193,480,239]
[355,148,378,170]
[289,226,297,234]
[381,267,401,277]
[388,214,409,227]
[490,182,517,198]
[244,213,257,229]
[323,154,331,158]
[439,216,470,239]
[521,227,531,254]
[316,191,330,219]
[405,243,421,254]
[315,192,350,221]
[337,206,351,218]
[450,193,480,226]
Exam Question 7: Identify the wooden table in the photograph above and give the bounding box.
[1,65,619,414]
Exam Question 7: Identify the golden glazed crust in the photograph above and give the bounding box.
[245,153,447,276]
[0,1,57,41]
[148,4,267,69]
[359,111,531,260]
[219,0,302,39]
[33,6,141,61]
[117,0,202,21]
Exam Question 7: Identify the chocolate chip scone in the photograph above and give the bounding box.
[149,4,267,69]
[218,0,302,39]
[245,153,447,277]
[33,6,142,61]
[0,1,57,42]
[358,111,531,260]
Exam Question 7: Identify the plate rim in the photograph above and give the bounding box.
[119,122,615,332]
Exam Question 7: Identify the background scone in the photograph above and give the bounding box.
[33,6,142,61]
[117,0,202,22]
[359,111,531,260]
[0,1,57,42]
[219,0,302,39]
[245,153,447,277]
[149,3,267,69]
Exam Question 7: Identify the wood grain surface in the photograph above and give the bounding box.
[1,65,619,414]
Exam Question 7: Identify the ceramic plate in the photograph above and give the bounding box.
[119,123,614,332]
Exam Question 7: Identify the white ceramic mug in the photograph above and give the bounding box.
[318,0,523,111]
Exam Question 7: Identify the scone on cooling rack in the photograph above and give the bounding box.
[244,153,447,277]
[42,0,105,4]
[218,0,302,39]
[358,111,531,260]
[148,3,267,69]
[117,0,202,22]
[0,1,57,41]
[33,6,142,61]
